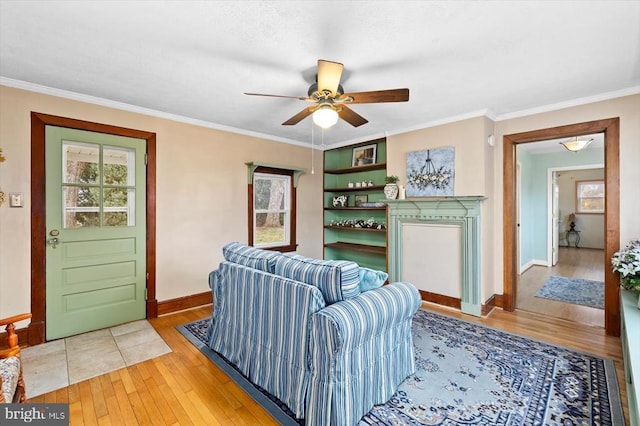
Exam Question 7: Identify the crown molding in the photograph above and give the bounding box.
[0,77,309,148]
[3,77,638,150]
[494,86,640,121]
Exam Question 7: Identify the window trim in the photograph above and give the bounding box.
[575,179,605,214]
[248,166,298,252]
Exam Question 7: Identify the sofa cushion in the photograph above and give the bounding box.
[274,254,360,304]
[222,242,281,273]
[0,356,20,403]
[359,267,388,292]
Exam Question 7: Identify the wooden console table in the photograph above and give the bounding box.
[566,228,581,248]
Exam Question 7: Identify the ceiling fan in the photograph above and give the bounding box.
[244,59,409,128]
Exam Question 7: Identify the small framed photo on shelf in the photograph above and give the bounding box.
[352,144,377,167]
[354,195,368,206]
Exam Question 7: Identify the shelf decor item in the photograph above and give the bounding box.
[332,194,348,207]
[330,218,386,229]
[354,195,368,206]
[384,175,399,200]
[568,212,577,230]
[406,147,454,196]
[352,144,377,166]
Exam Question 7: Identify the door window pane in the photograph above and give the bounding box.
[63,186,100,228]
[63,142,100,184]
[103,146,134,186]
[62,143,136,228]
[104,188,135,226]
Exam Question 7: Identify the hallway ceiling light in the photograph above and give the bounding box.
[560,137,593,152]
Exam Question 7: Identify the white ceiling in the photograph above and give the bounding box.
[1,1,639,148]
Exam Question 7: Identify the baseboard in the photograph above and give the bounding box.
[419,290,500,316]
[1,293,212,348]
[157,291,212,316]
[493,294,504,309]
[482,294,497,315]
[419,290,461,309]
[520,259,548,274]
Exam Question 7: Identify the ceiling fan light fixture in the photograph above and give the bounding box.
[560,137,594,152]
[312,105,339,128]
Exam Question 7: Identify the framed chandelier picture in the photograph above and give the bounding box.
[406,146,455,196]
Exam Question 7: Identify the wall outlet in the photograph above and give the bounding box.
[9,192,23,207]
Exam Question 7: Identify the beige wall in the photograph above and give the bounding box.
[387,94,640,300]
[2,84,638,318]
[557,168,605,249]
[493,93,640,296]
[0,85,324,318]
[386,116,498,302]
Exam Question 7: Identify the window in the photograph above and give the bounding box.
[576,180,604,214]
[249,167,297,251]
[62,141,136,228]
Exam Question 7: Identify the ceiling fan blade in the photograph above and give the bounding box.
[282,106,315,125]
[244,92,309,101]
[338,105,368,127]
[317,60,344,96]
[340,88,409,104]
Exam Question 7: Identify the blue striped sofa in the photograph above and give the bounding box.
[206,242,421,425]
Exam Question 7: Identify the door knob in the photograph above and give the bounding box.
[47,237,60,248]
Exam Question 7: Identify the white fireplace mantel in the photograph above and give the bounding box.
[386,196,486,316]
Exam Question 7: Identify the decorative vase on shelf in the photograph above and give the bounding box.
[384,183,398,200]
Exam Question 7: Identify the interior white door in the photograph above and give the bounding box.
[551,172,560,266]
[516,163,522,273]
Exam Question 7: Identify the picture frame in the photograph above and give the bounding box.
[354,195,368,206]
[332,194,348,207]
[352,144,377,167]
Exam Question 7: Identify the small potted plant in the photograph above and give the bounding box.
[611,240,640,308]
[384,175,399,200]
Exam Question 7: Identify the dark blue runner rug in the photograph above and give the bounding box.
[178,309,623,425]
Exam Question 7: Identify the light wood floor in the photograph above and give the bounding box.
[517,246,605,327]
[28,302,628,425]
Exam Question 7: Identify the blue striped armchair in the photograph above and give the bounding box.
[207,243,421,425]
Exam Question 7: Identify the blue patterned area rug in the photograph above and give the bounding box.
[535,275,605,309]
[178,309,623,425]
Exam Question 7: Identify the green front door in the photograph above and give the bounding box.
[45,126,146,340]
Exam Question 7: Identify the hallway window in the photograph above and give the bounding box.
[576,180,604,214]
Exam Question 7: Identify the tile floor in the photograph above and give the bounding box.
[21,320,172,398]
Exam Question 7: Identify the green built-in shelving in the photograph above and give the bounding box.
[323,138,388,271]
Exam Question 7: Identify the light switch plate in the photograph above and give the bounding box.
[9,192,23,207]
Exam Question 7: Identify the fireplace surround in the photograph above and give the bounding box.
[386,197,485,316]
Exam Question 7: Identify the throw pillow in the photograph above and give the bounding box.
[274,254,360,304]
[359,267,388,292]
[222,242,281,273]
